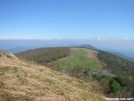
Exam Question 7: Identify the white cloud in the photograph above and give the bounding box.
[0,36,134,41]
[97,38,106,41]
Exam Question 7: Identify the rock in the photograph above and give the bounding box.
[0,54,3,57]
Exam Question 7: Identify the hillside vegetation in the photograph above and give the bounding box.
[15,47,134,97]
[45,48,106,82]
[0,50,105,101]
[15,47,70,64]
[96,52,134,96]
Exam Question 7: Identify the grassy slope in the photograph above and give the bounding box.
[47,48,104,70]
[0,50,105,101]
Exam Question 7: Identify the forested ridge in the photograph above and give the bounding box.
[15,47,70,64]
[96,51,134,97]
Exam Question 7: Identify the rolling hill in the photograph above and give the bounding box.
[46,48,104,74]
[15,47,70,64]
[0,50,105,101]
[15,46,134,97]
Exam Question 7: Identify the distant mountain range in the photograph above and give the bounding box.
[4,44,134,62]
[5,46,30,53]
[106,51,134,62]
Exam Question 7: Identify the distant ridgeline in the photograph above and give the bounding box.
[78,44,100,51]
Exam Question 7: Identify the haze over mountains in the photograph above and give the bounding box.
[6,46,29,54]
[1,39,134,62]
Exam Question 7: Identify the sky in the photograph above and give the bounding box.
[0,0,134,39]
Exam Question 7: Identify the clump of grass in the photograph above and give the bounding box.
[6,55,12,58]
[30,74,40,81]
[0,66,19,74]
[0,66,10,72]
[0,90,34,101]
[0,71,5,76]
[17,76,28,85]
[43,78,55,85]
[12,67,18,73]
[0,81,5,88]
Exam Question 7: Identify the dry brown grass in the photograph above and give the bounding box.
[0,50,106,101]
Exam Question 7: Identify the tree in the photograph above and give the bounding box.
[110,80,121,95]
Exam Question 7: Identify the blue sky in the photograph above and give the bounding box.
[0,0,134,39]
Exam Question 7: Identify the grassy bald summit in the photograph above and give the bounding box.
[47,48,104,73]
[16,46,134,97]
[0,50,105,101]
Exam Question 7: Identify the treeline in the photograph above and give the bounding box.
[15,47,70,64]
[92,74,134,97]
[97,51,134,97]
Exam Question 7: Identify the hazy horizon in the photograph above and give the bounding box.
[0,38,134,51]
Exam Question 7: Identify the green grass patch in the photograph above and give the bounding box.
[56,48,97,69]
